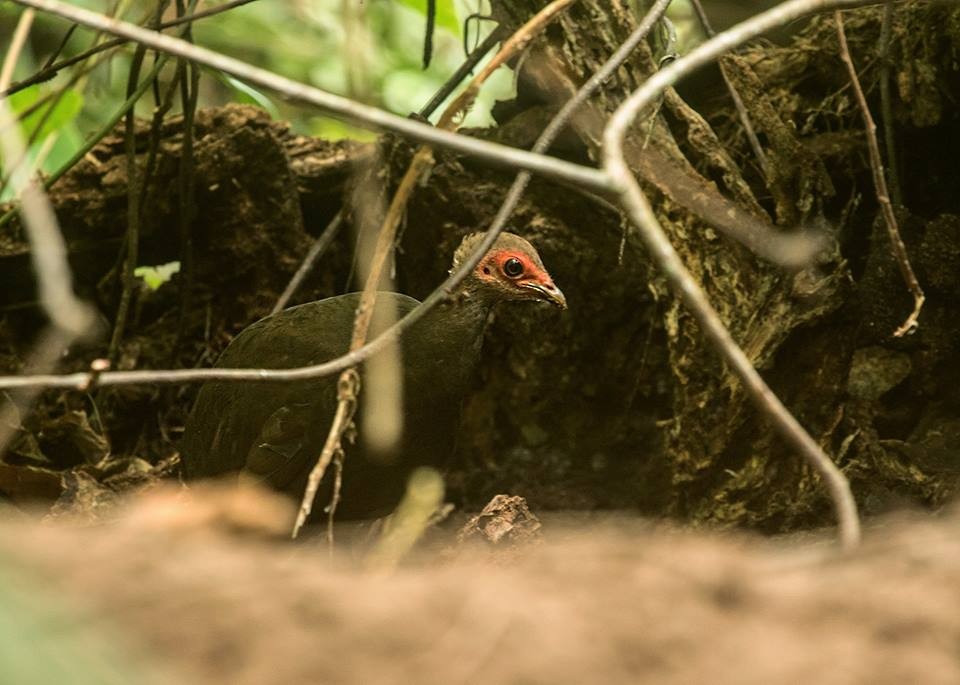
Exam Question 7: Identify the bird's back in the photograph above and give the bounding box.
[181,293,420,482]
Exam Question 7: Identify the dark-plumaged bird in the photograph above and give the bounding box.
[180,232,565,519]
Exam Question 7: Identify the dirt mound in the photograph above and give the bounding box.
[2,483,958,684]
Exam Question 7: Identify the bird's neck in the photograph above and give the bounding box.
[404,287,494,392]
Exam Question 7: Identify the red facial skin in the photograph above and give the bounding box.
[475,249,566,308]
[488,250,547,284]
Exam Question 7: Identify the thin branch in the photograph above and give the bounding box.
[292,0,580,538]
[603,0,868,551]
[272,212,344,314]
[836,9,923,337]
[174,1,201,358]
[40,22,78,70]
[108,0,179,363]
[294,368,359,540]
[0,9,35,87]
[106,41,148,363]
[422,0,436,69]
[6,0,611,193]
[877,1,902,206]
[689,0,771,177]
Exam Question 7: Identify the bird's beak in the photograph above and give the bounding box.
[523,281,567,309]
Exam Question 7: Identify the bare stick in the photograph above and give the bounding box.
[0,9,34,88]
[107,4,159,364]
[6,0,610,193]
[688,0,770,177]
[877,1,901,206]
[293,368,358,539]
[272,213,344,314]
[835,9,923,337]
[292,0,580,538]
[603,0,868,551]
[174,0,201,357]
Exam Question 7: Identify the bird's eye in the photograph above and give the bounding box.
[503,257,524,278]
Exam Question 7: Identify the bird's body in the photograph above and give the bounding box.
[180,232,564,519]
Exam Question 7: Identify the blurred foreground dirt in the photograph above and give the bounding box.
[2,482,959,685]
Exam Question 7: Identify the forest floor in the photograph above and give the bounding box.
[3,480,959,685]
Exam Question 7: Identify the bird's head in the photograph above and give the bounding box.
[453,232,566,309]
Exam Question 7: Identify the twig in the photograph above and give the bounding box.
[0,0,264,98]
[877,1,902,206]
[107,0,171,364]
[835,9,923,337]
[272,212,344,314]
[326,446,345,551]
[40,23,78,70]
[422,0,436,69]
[0,9,35,87]
[291,0,580,539]
[689,0,770,177]
[6,0,611,193]
[293,368,359,538]
[174,0,200,357]
[603,0,867,551]
[417,25,506,120]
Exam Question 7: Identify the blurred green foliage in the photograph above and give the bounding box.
[0,564,170,685]
[1,0,514,197]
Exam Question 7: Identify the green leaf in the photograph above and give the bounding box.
[395,0,460,35]
[135,262,180,291]
[9,86,84,143]
[218,74,281,120]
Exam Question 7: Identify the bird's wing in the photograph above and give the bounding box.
[243,401,314,488]
[181,293,425,490]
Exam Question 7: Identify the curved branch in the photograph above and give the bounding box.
[602,0,868,550]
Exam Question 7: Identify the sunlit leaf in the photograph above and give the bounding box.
[218,74,281,120]
[8,86,84,143]
[135,262,181,291]
[394,0,460,35]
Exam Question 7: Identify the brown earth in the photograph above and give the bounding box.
[3,482,960,685]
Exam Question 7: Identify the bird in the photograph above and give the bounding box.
[180,231,566,519]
